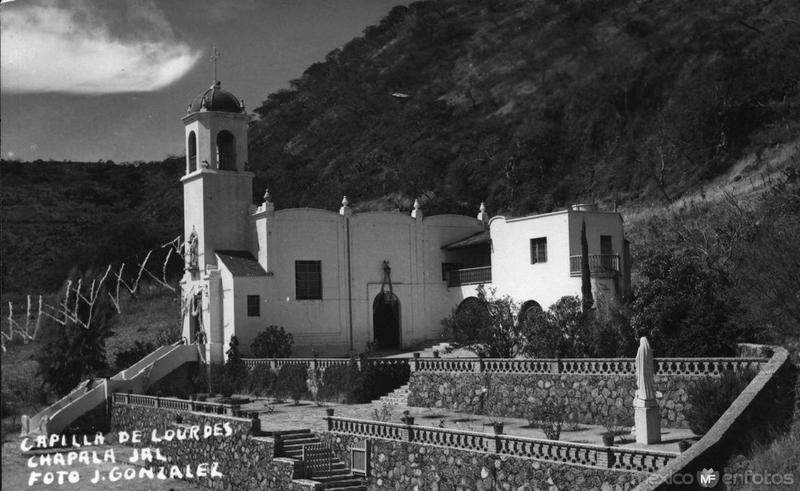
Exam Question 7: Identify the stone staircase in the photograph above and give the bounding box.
[374,383,410,407]
[277,430,366,490]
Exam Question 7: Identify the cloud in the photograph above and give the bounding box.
[1,0,201,94]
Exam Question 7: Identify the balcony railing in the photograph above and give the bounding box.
[569,254,620,276]
[447,266,492,286]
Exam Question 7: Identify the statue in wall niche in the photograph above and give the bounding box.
[635,337,656,401]
[185,230,198,270]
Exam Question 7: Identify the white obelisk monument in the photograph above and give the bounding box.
[634,337,661,444]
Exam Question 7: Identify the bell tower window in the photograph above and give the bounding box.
[216,130,236,170]
[187,131,197,172]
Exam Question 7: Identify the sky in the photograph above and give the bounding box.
[0,0,406,163]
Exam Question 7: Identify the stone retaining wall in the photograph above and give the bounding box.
[111,403,296,490]
[637,346,795,490]
[321,433,646,490]
[408,372,702,428]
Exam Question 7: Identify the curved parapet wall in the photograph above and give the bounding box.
[635,346,793,490]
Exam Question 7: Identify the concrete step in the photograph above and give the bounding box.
[325,485,367,491]
[318,478,364,487]
[313,472,357,482]
[282,437,321,446]
[277,429,313,439]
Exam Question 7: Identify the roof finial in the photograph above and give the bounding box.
[411,198,423,219]
[211,46,220,84]
[261,188,274,213]
[339,196,351,216]
[477,202,489,224]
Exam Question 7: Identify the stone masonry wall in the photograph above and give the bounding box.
[321,433,646,490]
[111,403,296,490]
[408,373,700,428]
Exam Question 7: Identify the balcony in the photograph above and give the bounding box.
[447,266,492,287]
[570,254,620,276]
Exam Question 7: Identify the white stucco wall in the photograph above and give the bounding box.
[220,209,486,355]
[488,211,577,309]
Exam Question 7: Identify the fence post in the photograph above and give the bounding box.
[411,353,420,372]
[326,409,334,431]
[402,419,415,442]
[155,397,160,409]
[549,358,561,374]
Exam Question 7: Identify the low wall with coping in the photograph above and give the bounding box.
[407,357,766,429]
[110,394,306,490]
[636,346,795,490]
[321,415,676,472]
[319,421,656,490]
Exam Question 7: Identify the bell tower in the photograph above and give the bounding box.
[180,77,253,274]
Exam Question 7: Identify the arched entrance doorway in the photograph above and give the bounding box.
[373,292,400,350]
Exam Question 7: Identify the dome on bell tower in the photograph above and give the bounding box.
[187,81,244,114]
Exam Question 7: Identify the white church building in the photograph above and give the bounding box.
[179,81,632,361]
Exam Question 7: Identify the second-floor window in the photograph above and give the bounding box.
[247,295,260,317]
[530,237,547,264]
[295,260,322,300]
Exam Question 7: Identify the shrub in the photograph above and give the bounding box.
[191,364,209,394]
[306,366,322,405]
[527,399,568,440]
[372,402,393,422]
[250,326,294,358]
[207,364,228,396]
[318,358,363,403]
[275,364,308,404]
[601,413,634,443]
[442,285,524,357]
[247,364,277,397]
[224,336,248,395]
[685,369,756,434]
[521,296,634,357]
[631,252,741,356]
[35,276,117,395]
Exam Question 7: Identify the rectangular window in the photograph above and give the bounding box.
[246,295,260,317]
[530,237,547,264]
[441,262,463,281]
[295,260,322,300]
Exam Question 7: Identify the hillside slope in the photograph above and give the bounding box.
[249,0,800,215]
[0,159,184,293]
[3,0,800,294]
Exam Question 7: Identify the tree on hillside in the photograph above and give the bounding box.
[630,251,741,356]
[35,274,117,396]
[580,219,593,312]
